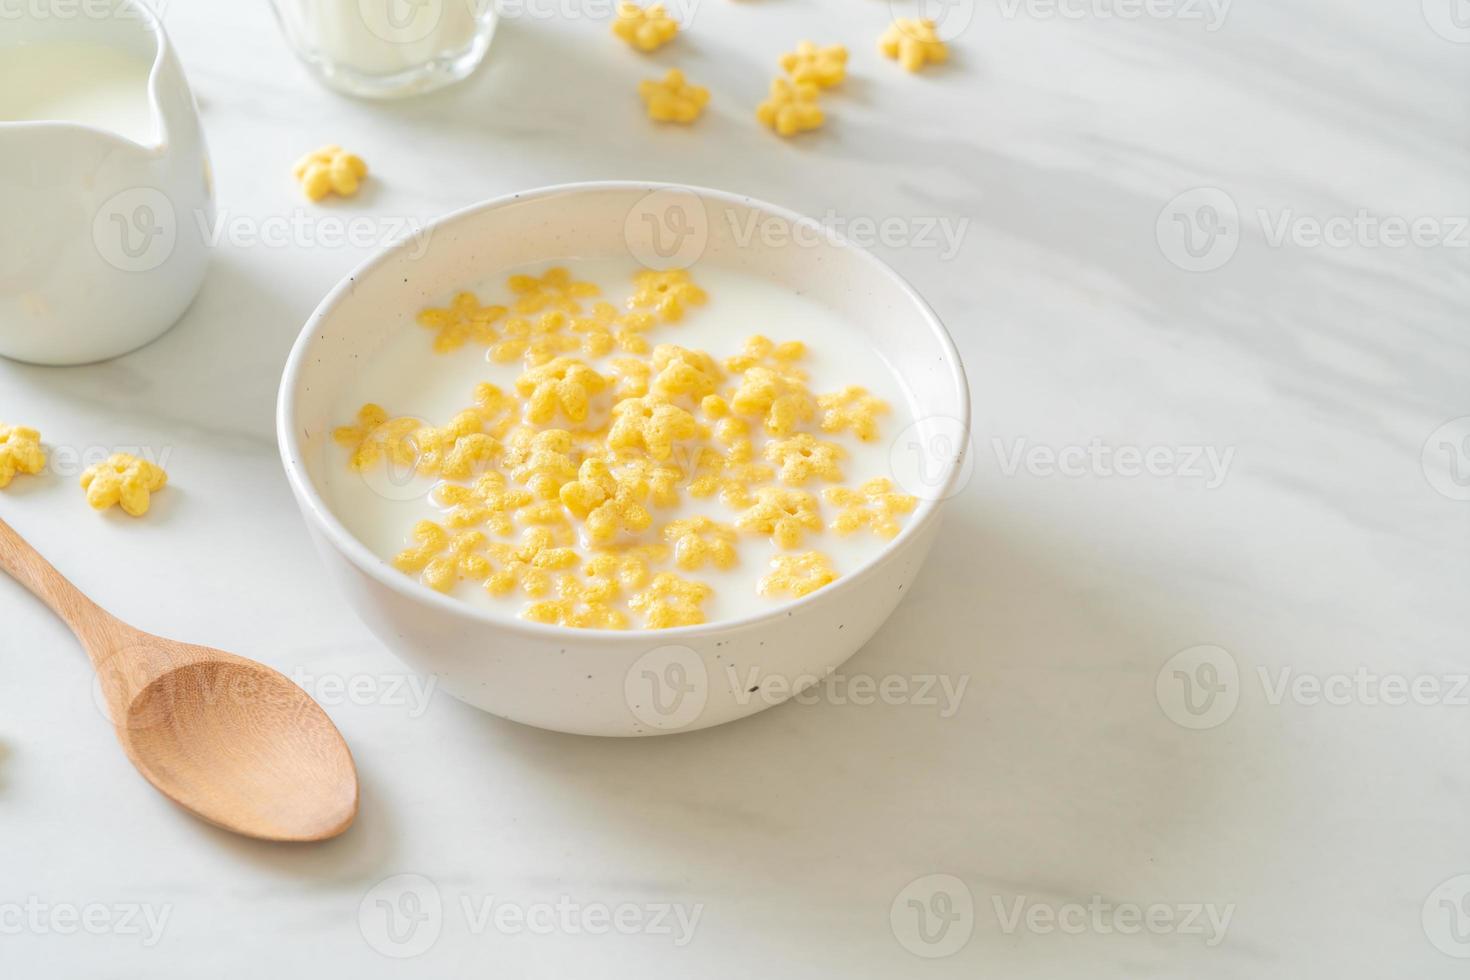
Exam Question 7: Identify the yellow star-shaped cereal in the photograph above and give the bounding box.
[79,453,167,517]
[650,344,723,400]
[434,471,535,534]
[571,302,657,358]
[333,403,420,472]
[394,521,492,592]
[416,291,507,353]
[639,69,710,124]
[735,486,821,549]
[630,571,712,628]
[780,41,848,88]
[724,334,807,379]
[412,411,499,479]
[879,18,948,72]
[486,527,581,597]
[664,516,738,571]
[627,269,707,322]
[730,366,816,436]
[612,1,679,52]
[688,441,774,509]
[503,428,580,500]
[515,357,610,425]
[818,385,890,442]
[764,433,846,485]
[823,478,917,539]
[490,310,579,365]
[507,267,600,316]
[0,423,45,488]
[292,144,368,201]
[559,458,654,543]
[757,78,823,137]
[608,396,700,461]
[759,551,839,598]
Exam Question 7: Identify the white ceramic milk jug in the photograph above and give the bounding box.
[0,0,213,365]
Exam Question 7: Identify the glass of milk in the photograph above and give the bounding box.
[268,0,497,98]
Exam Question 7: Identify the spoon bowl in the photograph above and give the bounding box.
[0,517,358,842]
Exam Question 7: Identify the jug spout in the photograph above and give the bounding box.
[0,0,215,365]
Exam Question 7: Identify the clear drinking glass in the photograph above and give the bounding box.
[268,0,497,99]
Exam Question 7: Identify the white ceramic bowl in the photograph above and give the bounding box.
[277,183,969,736]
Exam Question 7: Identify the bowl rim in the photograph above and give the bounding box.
[276,180,971,641]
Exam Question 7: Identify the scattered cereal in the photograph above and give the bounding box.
[818,386,889,442]
[764,433,845,485]
[628,269,707,321]
[879,18,948,72]
[780,41,848,88]
[612,1,679,51]
[508,267,599,316]
[80,452,167,517]
[394,521,492,592]
[759,551,839,598]
[293,145,368,202]
[664,516,738,570]
[0,424,45,489]
[639,68,710,124]
[416,292,507,353]
[735,486,822,549]
[630,571,711,628]
[756,78,823,137]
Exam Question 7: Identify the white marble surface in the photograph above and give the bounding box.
[3,0,1469,975]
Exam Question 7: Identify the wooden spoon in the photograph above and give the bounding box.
[0,516,358,842]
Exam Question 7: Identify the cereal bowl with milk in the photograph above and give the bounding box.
[277,183,968,736]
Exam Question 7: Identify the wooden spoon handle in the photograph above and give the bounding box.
[0,515,110,644]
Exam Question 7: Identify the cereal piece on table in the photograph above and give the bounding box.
[730,366,816,436]
[756,78,823,137]
[780,41,848,88]
[559,458,653,543]
[507,267,599,316]
[760,551,839,598]
[627,269,707,322]
[514,357,609,425]
[639,68,710,124]
[393,521,492,592]
[434,472,534,534]
[292,145,368,202]
[503,428,580,499]
[630,571,712,628]
[664,516,738,571]
[879,18,948,72]
[607,396,700,461]
[818,385,890,441]
[416,292,506,353]
[612,1,679,52]
[764,433,845,485]
[0,423,45,488]
[79,452,167,518]
[486,527,581,597]
[824,478,918,539]
[735,486,821,549]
